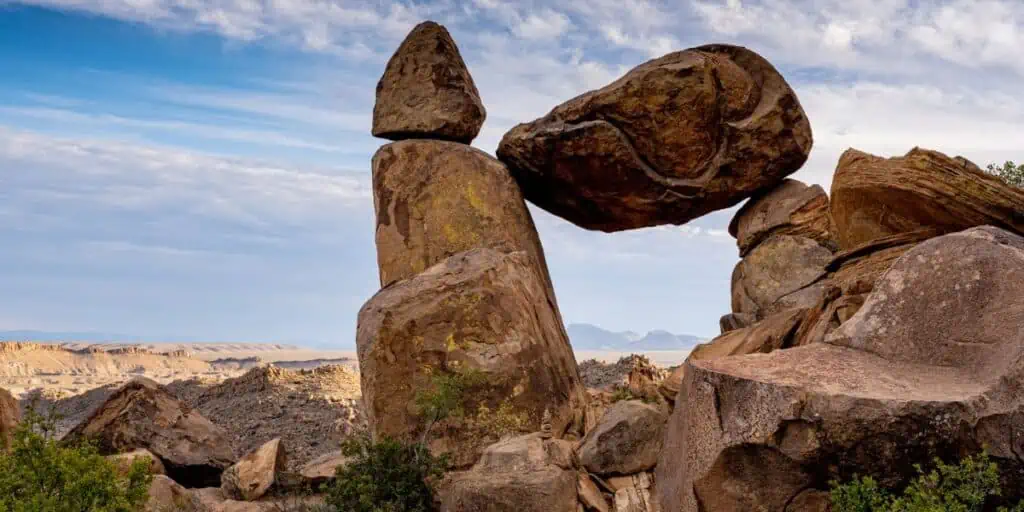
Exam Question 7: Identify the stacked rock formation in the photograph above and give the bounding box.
[356,21,587,469]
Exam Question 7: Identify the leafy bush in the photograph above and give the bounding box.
[830,451,1024,512]
[0,406,153,512]
[471,398,528,438]
[324,433,447,512]
[987,161,1024,188]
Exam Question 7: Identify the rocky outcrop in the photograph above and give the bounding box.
[729,179,835,257]
[108,448,167,476]
[0,386,17,450]
[371,140,552,290]
[221,438,286,501]
[497,44,811,232]
[689,308,807,361]
[831,147,1024,250]
[439,433,579,512]
[372,21,485,144]
[357,248,586,468]
[64,377,235,488]
[578,401,667,477]
[657,226,1024,511]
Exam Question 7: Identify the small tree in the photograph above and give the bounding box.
[0,405,152,512]
[986,161,1024,188]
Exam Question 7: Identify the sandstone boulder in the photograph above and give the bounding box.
[298,449,348,488]
[64,377,235,487]
[688,308,807,362]
[372,21,485,143]
[146,475,201,512]
[657,226,1024,512]
[0,386,18,451]
[831,147,1024,250]
[730,235,830,319]
[221,438,286,501]
[439,433,579,512]
[718,312,753,334]
[372,140,552,290]
[108,448,166,476]
[578,401,667,476]
[729,179,836,256]
[356,248,586,468]
[497,44,811,232]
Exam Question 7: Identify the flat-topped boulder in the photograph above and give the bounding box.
[372,21,485,143]
[497,44,811,232]
[64,377,235,488]
[831,147,1024,249]
[657,227,1024,511]
[356,248,586,468]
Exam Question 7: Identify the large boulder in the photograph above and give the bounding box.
[439,433,578,512]
[372,139,552,291]
[729,179,836,257]
[730,235,831,320]
[578,400,667,476]
[64,378,235,488]
[372,21,485,144]
[656,226,1024,512]
[497,44,811,232]
[221,438,286,501]
[145,475,202,512]
[830,147,1024,250]
[356,248,587,468]
[0,386,18,451]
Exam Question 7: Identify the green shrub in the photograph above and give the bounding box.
[0,406,153,512]
[987,161,1024,188]
[830,451,1024,512]
[324,433,447,512]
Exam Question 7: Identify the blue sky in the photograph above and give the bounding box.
[1,0,1023,346]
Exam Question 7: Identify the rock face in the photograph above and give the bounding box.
[372,140,551,290]
[657,226,1024,512]
[356,248,586,468]
[64,378,235,488]
[730,235,831,320]
[221,438,286,501]
[831,147,1024,250]
[729,179,835,257]
[439,433,579,512]
[0,386,18,450]
[689,308,807,362]
[372,21,485,144]
[578,401,667,476]
[497,44,811,232]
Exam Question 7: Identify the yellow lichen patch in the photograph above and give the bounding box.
[446,333,457,352]
[463,183,490,214]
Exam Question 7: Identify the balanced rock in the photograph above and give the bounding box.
[221,438,286,501]
[830,147,1024,249]
[578,401,667,476]
[730,235,831,320]
[439,433,579,512]
[372,140,552,290]
[729,179,836,257]
[356,248,586,468]
[657,226,1024,512]
[372,21,485,144]
[0,386,18,451]
[64,377,235,488]
[497,44,811,232]
[108,448,167,476]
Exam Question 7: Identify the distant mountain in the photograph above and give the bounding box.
[566,323,705,351]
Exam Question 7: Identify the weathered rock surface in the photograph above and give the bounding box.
[372,21,485,143]
[612,473,656,512]
[356,248,586,468]
[146,475,201,512]
[372,140,552,290]
[578,401,667,476]
[578,472,611,512]
[108,448,166,476]
[717,312,753,334]
[688,308,807,362]
[497,44,811,232]
[729,179,836,256]
[64,377,235,487]
[439,433,579,512]
[0,386,18,450]
[657,226,1024,512]
[730,235,830,319]
[221,438,286,501]
[831,147,1024,249]
[298,449,348,487]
